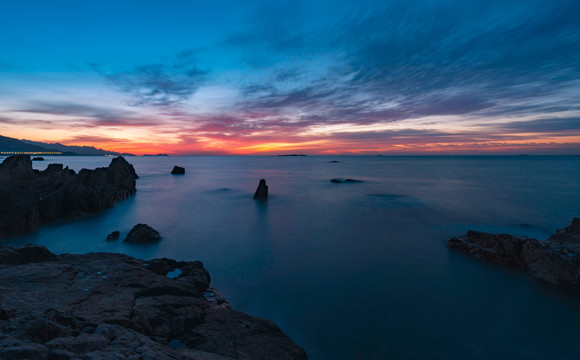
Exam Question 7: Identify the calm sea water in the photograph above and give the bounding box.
[6,155,580,359]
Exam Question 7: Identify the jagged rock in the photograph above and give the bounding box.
[0,155,138,240]
[549,217,580,243]
[330,178,362,183]
[253,179,268,200]
[124,224,161,243]
[0,245,307,360]
[106,231,120,241]
[448,218,580,291]
[0,154,35,178]
[171,166,185,175]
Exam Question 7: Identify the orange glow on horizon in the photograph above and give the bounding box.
[4,122,580,156]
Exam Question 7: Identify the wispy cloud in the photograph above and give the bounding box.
[97,50,208,107]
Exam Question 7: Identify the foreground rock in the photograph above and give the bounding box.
[0,155,138,240]
[253,179,268,200]
[124,224,161,243]
[0,245,307,360]
[448,218,580,291]
[171,166,185,175]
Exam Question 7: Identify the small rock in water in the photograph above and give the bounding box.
[124,224,161,243]
[253,179,268,200]
[330,178,363,183]
[106,231,120,241]
[32,157,44,161]
[171,166,185,175]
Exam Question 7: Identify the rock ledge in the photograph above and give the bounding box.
[0,245,307,360]
[448,218,580,291]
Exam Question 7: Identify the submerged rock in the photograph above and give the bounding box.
[124,223,161,243]
[0,155,138,240]
[330,178,362,183]
[0,245,307,360]
[106,231,120,241]
[448,218,580,291]
[253,179,268,200]
[171,166,185,175]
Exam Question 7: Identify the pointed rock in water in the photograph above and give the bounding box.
[106,231,120,241]
[124,224,161,243]
[171,166,185,175]
[253,179,268,200]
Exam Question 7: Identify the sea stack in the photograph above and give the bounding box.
[171,166,185,175]
[253,179,268,200]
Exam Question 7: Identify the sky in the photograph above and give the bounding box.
[0,0,579,155]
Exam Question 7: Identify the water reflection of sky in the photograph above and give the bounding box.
[11,155,580,359]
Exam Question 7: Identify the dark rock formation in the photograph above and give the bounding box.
[0,155,138,240]
[32,157,44,161]
[253,179,268,200]
[0,245,307,360]
[106,231,120,241]
[448,218,580,291]
[330,178,362,183]
[171,166,185,175]
[548,217,580,243]
[328,160,340,163]
[124,224,161,243]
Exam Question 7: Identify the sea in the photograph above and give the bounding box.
[5,155,580,359]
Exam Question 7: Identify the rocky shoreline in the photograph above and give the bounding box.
[0,245,307,360]
[0,155,138,240]
[448,218,580,291]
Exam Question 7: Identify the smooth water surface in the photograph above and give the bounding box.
[7,155,580,359]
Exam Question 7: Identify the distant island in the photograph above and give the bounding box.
[277,154,307,156]
[143,153,169,156]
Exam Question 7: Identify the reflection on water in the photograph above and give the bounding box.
[7,155,580,359]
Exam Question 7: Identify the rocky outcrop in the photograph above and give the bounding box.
[32,157,44,161]
[0,245,307,360]
[0,155,138,240]
[124,224,161,243]
[171,166,185,175]
[253,179,268,200]
[448,218,580,291]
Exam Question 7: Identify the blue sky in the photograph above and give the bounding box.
[1,0,579,154]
